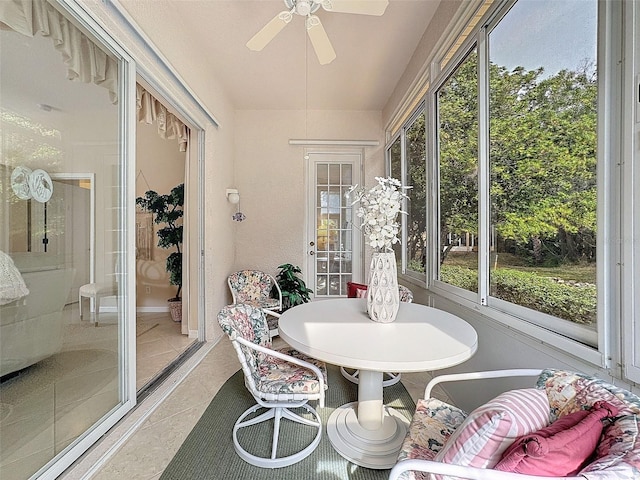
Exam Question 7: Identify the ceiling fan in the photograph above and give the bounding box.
[246,0,389,65]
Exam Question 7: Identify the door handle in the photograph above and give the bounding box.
[309,251,315,255]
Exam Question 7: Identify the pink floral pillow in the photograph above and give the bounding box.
[495,401,619,476]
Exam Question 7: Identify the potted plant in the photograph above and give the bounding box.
[273,263,313,311]
[136,183,184,322]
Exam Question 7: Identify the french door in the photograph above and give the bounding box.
[306,151,362,298]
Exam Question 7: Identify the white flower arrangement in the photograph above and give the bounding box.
[346,177,410,252]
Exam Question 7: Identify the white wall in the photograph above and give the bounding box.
[233,109,385,286]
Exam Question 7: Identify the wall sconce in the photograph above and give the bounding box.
[226,188,240,204]
[226,188,246,221]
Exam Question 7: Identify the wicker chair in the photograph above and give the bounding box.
[227,270,282,338]
[217,303,327,468]
[389,369,640,480]
[342,282,413,387]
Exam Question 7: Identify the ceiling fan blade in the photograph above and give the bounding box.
[306,15,336,65]
[246,10,293,51]
[321,0,389,16]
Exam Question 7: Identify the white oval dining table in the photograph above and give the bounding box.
[278,298,478,469]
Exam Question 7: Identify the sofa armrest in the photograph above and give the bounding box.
[388,459,582,480]
[424,369,543,399]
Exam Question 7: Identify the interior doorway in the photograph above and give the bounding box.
[305,150,363,298]
[134,86,197,392]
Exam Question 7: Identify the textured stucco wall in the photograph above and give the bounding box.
[233,109,385,286]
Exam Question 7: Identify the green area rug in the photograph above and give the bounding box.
[160,364,416,479]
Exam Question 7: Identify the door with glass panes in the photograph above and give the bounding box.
[306,151,362,298]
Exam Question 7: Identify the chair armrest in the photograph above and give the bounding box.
[235,336,325,407]
[388,459,582,480]
[227,277,238,304]
[424,369,542,399]
[262,309,281,318]
[269,274,283,311]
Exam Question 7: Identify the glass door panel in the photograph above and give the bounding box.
[0,5,126,478]
[307,152,361,298]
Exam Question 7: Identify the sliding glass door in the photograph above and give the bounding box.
[0,1,134,478]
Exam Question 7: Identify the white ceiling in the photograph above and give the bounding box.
[118,0,441,111]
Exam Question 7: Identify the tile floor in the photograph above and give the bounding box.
[136,312,196,390]
[62,336,445,480]
[0,306,193,480]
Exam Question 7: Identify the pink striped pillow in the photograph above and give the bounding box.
[434,388,550,475]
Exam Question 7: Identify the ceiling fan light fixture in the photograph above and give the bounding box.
[284,0,321,16]
[248,0,388,63]
[296,1,311,16]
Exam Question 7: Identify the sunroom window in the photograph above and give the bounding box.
[389,135,402,268]
[486,0,598,345]
[437,48,479,295]
[422,0,606,353]
[405,111,427,275]
[387,108,427,278]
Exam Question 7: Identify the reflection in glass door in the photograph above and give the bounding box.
[0,3,130,478]
[307,152,362,298]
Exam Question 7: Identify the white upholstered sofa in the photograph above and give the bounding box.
[1,253,74,377]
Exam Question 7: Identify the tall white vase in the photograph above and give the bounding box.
[367,252,400,323]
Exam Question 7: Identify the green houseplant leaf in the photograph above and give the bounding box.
[274,263,313,311]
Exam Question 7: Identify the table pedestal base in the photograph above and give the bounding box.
[326,401,409,469]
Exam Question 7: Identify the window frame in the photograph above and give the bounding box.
[622,0,640,384]
[429,39,480,306]
[393,0,624,369]
[385,103,428,285]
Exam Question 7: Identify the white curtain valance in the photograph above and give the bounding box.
[0,0,118,103]
[136,84,189,152]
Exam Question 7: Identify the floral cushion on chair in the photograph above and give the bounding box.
[396,398,467,480]
[217,303,272,348]
[398,285,414,303]
[538,369,640,421]
[537,369,640,479]
[229,270,278,306]
[218,304,327,403]
[256,347,328,399]
[580,414,640,479]
[252,298,281,310]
